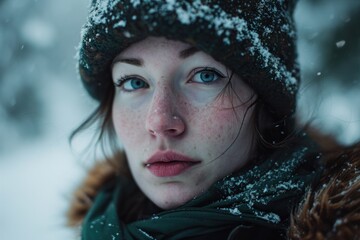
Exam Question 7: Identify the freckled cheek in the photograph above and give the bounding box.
[193,107,240,146]
[207,108,236,132]
[112,106,144,145]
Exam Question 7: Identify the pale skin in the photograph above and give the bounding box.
[111,37,257,209]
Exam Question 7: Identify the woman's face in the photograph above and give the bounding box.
[112,37,256,209]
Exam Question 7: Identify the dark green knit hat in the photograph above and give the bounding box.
[79,0,300,119]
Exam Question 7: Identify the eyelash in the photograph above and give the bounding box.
[190,67,226,84]
[114,75,148,90]
[114,67,226,92]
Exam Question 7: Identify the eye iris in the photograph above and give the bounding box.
[200,72,215,82]
[131,79,145,89]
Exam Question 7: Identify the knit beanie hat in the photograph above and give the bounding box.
[78,0,300,119]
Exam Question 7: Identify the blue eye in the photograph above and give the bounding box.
[192,69,225,83]
[116,77,149,91]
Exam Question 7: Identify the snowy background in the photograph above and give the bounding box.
[0,0,359,240]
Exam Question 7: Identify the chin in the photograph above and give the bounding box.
[154,198,185,210]
[146,184,202,210]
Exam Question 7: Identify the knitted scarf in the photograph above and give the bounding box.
[81,139,321,240]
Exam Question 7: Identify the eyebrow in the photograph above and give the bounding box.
[112,46,199,67]
[112,57,143,67]
[179,47,199,59]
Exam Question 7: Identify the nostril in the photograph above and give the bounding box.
[149,128,179,136]
[167,129,178,134]
[149,129,157,136]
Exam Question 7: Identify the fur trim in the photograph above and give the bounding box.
[288,143,360,239]
[67,152,128,227]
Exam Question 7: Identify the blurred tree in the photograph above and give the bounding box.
[323,5,360,87]
[296,0,360,144]
[0,0,44,152]
[299,0,360,88]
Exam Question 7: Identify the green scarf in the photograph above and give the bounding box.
[82,139,321,240]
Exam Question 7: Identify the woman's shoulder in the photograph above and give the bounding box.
[66,153,124,227]
[289,130,360,239]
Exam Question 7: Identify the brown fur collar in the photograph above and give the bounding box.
[67,152,128,227]
[288,142,360,239]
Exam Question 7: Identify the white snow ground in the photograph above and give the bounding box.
[0,138,83,240]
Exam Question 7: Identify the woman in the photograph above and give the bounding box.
[68,0,360,239]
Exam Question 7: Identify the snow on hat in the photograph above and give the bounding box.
[78,0,300,119]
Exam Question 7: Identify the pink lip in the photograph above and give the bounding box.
[145,151,200,177]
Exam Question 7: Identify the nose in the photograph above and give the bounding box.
[145,89,185,138]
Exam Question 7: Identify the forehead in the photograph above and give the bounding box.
[111,36,225,71]
[118,37,192,57]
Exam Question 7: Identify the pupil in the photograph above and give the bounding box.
[201,72,213,82]
[132,79,143,88]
